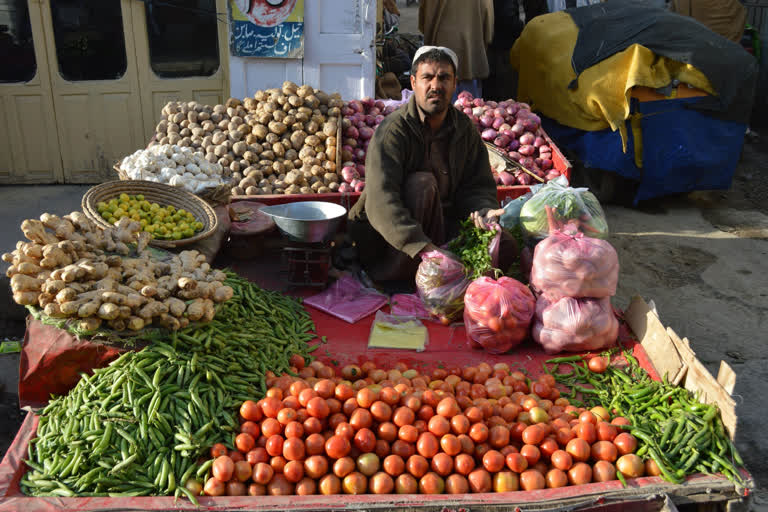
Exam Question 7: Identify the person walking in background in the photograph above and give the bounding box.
[484,0,548,101]
[418,0,494,99]
[671,0,747,43]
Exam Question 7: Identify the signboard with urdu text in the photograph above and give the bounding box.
[229,0,304,58]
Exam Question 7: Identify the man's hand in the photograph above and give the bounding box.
[471,208,505,230]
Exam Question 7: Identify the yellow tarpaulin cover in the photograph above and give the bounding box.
[368,317,427,351]
[510,11,716,151]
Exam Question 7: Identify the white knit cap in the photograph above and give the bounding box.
[412,46,458,71]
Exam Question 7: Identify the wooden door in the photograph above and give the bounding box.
[0,0,62,184]
[39,0,145,183]
[129,0,230,142]
[303,0,376,100]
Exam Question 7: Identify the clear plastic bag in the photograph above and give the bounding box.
[368,311,428,351]
[463,276,536,354]
[304,274,389,323]
[520,180,609,240]
[415,250,473,324]
[530,227,619,301]
[499,192,533,232]
[532,296,619,354]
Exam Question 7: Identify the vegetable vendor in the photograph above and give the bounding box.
[348,46,503,283]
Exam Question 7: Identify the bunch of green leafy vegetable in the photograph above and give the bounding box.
[446,218,501,280]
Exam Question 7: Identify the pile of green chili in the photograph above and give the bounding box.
[544,351,745,486]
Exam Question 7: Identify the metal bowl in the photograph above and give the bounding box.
[259,201,348,243]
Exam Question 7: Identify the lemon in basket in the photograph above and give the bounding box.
[106,193,203,240]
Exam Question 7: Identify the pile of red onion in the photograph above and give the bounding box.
[339,98,399,193]
[454,92,563,186]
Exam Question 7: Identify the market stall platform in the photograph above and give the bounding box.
[0,242,753,510]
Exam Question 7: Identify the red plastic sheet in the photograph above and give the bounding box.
[19,318,130,409]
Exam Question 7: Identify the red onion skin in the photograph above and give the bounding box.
[481,128,498,141]
[348,100,364,113]
[519,132,535,146]
[511,123,525,136]
[345,125,359,139]
[545,170,561,181]
[518,173,532,185]
[479,115,495,128]
[344,138,357,148]
[519,144,536,156]
[522,119,539,132]
[473,98,485,107]
[492,117,505,130]
[507,140,520,152]
[458,90,473,100]
[356,164,365,176]
[368,107,381,116]
[540,159,553,170]
[537,144,551,154]
[520,157,535,168]
[341,166,359,183]
[339,182,353,193]
[494,135,510,148]
[374,115,385,125]
[508,151,522,161]
[354,148,366,162]
[359,126,374,140]
[533,136,546,148]
[361,97,375,109]
[354,181,366,193]
[498,170,516,186]
[486,100,498,109]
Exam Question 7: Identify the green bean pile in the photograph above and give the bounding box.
[21,272,318,501]
[545,352,745,486]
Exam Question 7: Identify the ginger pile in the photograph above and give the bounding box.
[4,212,234,332]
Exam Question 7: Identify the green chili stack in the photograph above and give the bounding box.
[21,272,318,501]
[545,352,745,486]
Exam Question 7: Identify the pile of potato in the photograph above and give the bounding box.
[4,213,234,333]
[151,82,345,196]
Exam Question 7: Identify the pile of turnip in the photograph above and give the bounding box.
[454,92,563,186]
[339,98,398,193]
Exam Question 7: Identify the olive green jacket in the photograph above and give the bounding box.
[348,96,497,258]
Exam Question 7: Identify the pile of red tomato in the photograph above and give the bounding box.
[199,357,655,497]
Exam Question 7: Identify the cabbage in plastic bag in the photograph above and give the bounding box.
[520,181,609,240]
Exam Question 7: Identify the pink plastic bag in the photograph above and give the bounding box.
[531,296,619,354]
[415,250,472,323]
[463,276,536,354]
[305,274,388,323]
[530,206,619,301]
[390,293,433,320]
[530,234,618,301]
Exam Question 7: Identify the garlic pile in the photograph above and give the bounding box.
[119,145,229,194]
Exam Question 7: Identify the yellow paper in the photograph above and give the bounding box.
[368,320,427,351]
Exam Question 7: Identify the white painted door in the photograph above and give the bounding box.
[230,0,375,100]
[302,0,376,100]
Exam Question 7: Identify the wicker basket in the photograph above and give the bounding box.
[113,164,233,207]
[82,180,219,249]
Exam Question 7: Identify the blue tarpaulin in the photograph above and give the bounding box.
[542,97,747,204]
